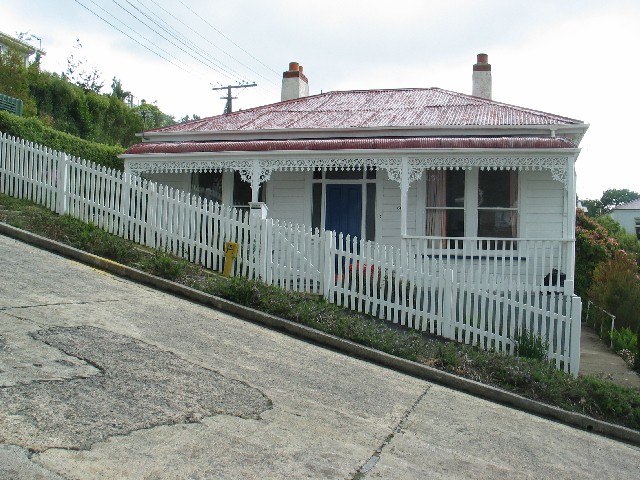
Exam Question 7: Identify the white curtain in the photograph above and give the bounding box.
[426,170,447,236]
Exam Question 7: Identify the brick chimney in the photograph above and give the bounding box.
[281,62,309,101]
[472,53,492,100]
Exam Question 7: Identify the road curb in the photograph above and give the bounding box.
[2,222,639,447]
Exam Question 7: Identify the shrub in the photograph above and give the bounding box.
[575,209,622,297]
[513,330,549,362]
[611,328,638,355]
[57,219,139,264]
[588,251,640,332]
[596,215,640,264]
[141,250,187,280]
[0,110,125,170]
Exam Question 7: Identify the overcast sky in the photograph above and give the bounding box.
[3,0,640,200]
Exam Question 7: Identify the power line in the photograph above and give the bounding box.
[125,0,243,80]
[177,0,280,77]
[112,0,242,83]
[142,0,279,91]
[75,0,281,112]
[73,0,192,75]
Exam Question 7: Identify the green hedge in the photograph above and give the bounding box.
[0,110,124,171]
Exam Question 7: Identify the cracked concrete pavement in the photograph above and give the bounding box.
[1,233,639,479]
[1,325,271,451]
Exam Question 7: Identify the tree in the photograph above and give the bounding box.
[600,189,640,213]
[110,77,131,101]
[580,199,604,217]
[64,38,104,93]
[0,47,37,116]
[178,114,201,123]
[132,101,175,130]
[580,188,640,217]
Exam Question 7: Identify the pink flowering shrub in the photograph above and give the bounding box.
[575,209,622,296]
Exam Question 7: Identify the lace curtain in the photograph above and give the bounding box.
[426,171,447,236]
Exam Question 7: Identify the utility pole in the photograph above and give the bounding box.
[212,83,257,114]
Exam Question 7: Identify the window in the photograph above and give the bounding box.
[191,171,223,203]
[425,170,465,237]
[635,218,640,240]
[477,170,518,238]
[424,169,518,238]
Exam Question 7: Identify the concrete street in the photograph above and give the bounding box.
[1,233,639,479]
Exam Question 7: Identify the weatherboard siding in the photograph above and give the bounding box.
[143,172,191,193]
[380,173,418,247]
[265,171,310,226]
[520,170,564,238]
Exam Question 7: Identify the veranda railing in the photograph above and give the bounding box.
[0,132,582,374]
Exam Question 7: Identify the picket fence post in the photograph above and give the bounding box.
[146,182,157,248]
[56,152,69,215]
[249,202,269,280]
[442,268,456,339]
[322,230,334,301]
[569,295,582,376]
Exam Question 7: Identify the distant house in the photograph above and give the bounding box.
[610,199,640,239]
[0,31,44,66]
[122,54,588,295]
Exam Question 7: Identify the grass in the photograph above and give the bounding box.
[2,192,640,432]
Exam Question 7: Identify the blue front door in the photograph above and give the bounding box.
[325,184,362,239]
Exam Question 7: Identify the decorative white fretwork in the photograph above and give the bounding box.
[408,156,570,186]
[126,153,571,188]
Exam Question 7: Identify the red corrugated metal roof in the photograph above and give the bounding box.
[125,136,576,155]
[148,88,583,134]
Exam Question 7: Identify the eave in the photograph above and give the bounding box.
[121,146,581,162]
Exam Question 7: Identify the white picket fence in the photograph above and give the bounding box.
[0,132,582,374]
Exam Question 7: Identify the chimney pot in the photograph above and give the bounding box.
[477,53,488,64]
[289,61,299,71]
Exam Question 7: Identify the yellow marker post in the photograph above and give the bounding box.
[222,241,239,277]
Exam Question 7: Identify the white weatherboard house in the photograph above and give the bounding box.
[610,199,640,239]
[122,54,587,288]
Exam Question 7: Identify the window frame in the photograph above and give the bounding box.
[422,167,520,239]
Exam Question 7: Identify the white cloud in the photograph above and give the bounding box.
[2,0,640,198]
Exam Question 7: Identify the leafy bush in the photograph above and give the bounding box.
[513,330,549,361]
[56,219,139,264]
[0,111,124,170]
[596,215,640,263]
[140,250,187,280]
[575,209,622,297]
[588,251,640,332]
[611,328,638,355]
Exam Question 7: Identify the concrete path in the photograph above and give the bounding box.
[1,234,639,479]
[579,323,640,390]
